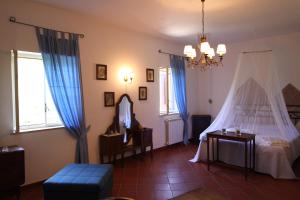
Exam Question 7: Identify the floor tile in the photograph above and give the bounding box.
[153,190,173,200]
[5,144,300,200]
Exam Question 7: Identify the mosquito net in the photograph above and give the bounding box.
[190,51,300,176]
[198,51,299,141]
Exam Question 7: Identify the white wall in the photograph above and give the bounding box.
[0,0,199,184]
[198,32,300,118]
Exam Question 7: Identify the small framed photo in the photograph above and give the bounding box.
[104,92,115,107]
[139,87,147,100]
[96,64,107,80]
[146,68,154,82]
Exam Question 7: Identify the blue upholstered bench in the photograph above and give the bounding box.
[43,164,113,200]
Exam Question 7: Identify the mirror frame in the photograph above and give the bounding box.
[105,93,136,134]
[115,93,134,133]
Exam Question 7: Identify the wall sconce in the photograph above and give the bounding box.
[124,72,134,83]
[119,68,134,93]
[120,68,134,84]
[119,67,134,85]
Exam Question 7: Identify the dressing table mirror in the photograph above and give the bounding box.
[99,94,153,165]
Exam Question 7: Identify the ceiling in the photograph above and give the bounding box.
[33,0,300,44]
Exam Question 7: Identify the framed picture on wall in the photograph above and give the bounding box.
[139,87,147,100]
[104,92,115,107]
[146,68,154,82]
[96,64,107,80]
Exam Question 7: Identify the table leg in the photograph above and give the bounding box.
[249,140,252,169]
[217,138,219,161]
[100,153,104,163]
[245,141,248,180]
[113,154,116,163]
[253,138,256,171]
[143,146,147,156]
[207,137,210,171]
[121,152,124,167]
[212,138,215,161]
[141,132,145,156]
[151,144,153,159]
[133,149,137,158]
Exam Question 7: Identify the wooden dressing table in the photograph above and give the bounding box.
[99,94,153,165]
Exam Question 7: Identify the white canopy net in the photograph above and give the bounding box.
[191,51,299,162]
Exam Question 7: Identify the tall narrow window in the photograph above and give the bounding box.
[12,50,63,132]
[159,67,179,115]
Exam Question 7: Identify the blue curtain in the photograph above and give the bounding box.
[170,55,189,144]
[36,28,89,163]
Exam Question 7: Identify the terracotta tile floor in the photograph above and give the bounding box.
[3,144,300,200]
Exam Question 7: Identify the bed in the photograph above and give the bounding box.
[191,83,300,179]
[192,131,300,179]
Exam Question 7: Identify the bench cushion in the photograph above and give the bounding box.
[44,164,113,200]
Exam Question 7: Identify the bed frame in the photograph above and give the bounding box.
[286,105,300,125]
[282,83,300,125]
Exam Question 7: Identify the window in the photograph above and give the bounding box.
[159,67,179,115]
[12,50,63,132]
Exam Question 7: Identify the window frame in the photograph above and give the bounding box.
[159,66,179,116]
[11,50,64,134]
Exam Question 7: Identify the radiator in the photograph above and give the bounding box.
[164,118,184,145]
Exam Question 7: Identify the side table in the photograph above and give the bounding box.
[0,145,25,200]
[207,131,255,180]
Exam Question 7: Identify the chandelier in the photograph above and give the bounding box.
[183,0,226,71]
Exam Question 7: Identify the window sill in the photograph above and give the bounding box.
[13,125,65,135]
[160,113,181,122]
[159,113,180,117]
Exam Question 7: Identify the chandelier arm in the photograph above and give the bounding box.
[202,0,205,36]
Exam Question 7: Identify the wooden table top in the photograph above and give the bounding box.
[0,145,24,153]
[207,131,255,141]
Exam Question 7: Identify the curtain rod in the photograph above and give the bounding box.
[9,16,85,38]
[242,50,272,54]
[158,49,187,58]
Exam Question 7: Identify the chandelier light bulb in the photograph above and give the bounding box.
[208,48,215,59]
[200,42,210,54]
[184,45,193,56]
[189,48,197,59]
[217,44,227,56]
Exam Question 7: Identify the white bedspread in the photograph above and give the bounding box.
[190,135,300,179]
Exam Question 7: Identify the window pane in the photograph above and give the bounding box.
[159,67,179,115]
[159,68,167,114]
[16,51,63,131]
[169,69,179,114]
[18,57,46,129]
